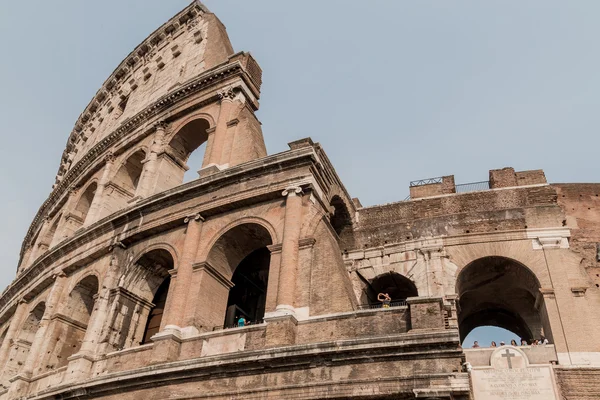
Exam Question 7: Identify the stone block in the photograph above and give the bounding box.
[407,296,445,331]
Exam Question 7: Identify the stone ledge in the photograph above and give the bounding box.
[28,331,462,399]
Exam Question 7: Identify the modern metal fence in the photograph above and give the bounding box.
[357,300,408,310]
[454,180,490,194]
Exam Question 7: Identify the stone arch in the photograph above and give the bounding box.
[456,256,547,343]
[360,272,418,307]
[107,248,175,349]
[329,195,355,249]
[73,181,98,227]
[166,117,211,183]
[4,301,46,378]
[205,222,274,328]
[44,212,62,248]
[49,275,99,369]
[112,148,147,198]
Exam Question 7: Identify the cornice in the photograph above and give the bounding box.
[2,147,320,320]
[21,59,254,263]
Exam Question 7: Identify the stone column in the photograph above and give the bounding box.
[264,187,304,348]
[0,300,29,380]
[275,186,304,314]
[208,89,236,167]
[65,245,124,381]
[161,214,203,331]
[9,273,67,397]
[136,122,166,198]
[84,152,116,226]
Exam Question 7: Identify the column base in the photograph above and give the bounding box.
[64,352,95,383]
[150,325,183,364]
[7,373,33,399]
[198,163,228,178]
[264,313,298,348]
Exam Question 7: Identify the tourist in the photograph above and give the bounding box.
[532,339,539,345]
[520,339,528,346]
[377,292,392,308]
[491,341,497,347]
[237,316,246,327]
[472,341,480,348]
[511,339,518,346]
[500,341,505,346]
[540,335,549,345]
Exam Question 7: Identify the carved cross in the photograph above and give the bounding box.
[502,348,516,369]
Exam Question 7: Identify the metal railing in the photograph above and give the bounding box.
[455,180,490,194]
[409,177,443,187]
[212,319,264,331]
[357,300,408,310]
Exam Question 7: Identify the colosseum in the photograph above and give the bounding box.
[1,2,599,399]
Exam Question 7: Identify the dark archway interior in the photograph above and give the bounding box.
[456,256,544,343]
[363,272,418,306]
[136,249,174,343]
[206,223,273,328]
[224,247,270,327]
[142,277,170,344]
[330,196,352,237]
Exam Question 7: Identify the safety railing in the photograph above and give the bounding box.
[409,177,443,187]
[357,300,408,310]
[212,319,264,331]
[455,180,490,194]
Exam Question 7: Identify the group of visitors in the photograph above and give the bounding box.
[472,336,549,348]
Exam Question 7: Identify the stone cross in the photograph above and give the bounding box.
[502,348,516,369]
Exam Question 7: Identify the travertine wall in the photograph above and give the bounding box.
[1,1,600,399]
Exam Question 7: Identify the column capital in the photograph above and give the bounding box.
[108,241,127,252]
[104,151,116,164]
[282,186,304,198]
[218,87,237,102]
[184,213,204,224]
[154,120,168,131]
[52,271,67,280]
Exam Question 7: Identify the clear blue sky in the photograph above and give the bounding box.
[0,1,596,345]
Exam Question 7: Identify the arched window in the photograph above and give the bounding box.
[206,223,273,329]
[167,118,210,183]
[456,256,548,345]
[113,149,146,197]
[142,277,170,344]
[49,275,99,369]
[73,182,98,228]
[4,302,45,378]
[103,248,174,348]
[361,272,418,308]
[329,195,354,249]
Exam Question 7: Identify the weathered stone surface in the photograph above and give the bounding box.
[0,1,599,400]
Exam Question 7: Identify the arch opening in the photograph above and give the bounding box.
[73,182,98,227]
[168,118,210,183]
[50,275,99,369]
[206,223,273,329]
[111,248,175,348]
[361,272,418,307]
[4,302,45,378]
[456,256,548,345]
[113,149,146,197]
[330,196,353,239]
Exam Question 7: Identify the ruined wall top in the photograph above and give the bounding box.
[55,1,234,186]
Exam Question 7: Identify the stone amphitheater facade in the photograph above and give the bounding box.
[1,2,600,399]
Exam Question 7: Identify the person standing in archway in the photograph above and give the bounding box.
[378,292,391,308]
